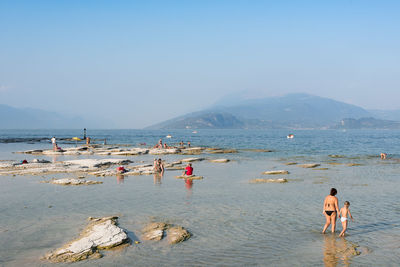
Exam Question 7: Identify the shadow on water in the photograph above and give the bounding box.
[125,230,140,244]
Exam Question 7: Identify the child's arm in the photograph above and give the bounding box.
[348,209,354,221]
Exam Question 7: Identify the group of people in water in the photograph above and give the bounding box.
[153,139,191,149]
[322,188,354,237]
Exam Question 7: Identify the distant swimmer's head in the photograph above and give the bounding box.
[344,201,350,206]
[330,188,337,196]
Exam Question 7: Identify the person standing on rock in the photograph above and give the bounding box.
[322,188,340,234]
[51,136,57,152]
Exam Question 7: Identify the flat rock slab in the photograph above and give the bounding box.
[284,162,298,165]
[181,158,205,162]
[347,163,363,166]
[207,149,238,154]
[149,148,181,155]
[141,222,190,244]
[298,163,320,168]
[175,175,203,180]
[249,178,288,184]
[43,216,129,263]
[44,178,103,186]
[209,158,230,163]
[262,170,289,175]
[63,159,132,168]
[241,149,273,152]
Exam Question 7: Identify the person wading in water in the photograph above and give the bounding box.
[322,188,340,234]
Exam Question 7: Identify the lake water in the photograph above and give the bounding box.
[1,129,400,266]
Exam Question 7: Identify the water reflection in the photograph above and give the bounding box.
[153,173,163,185]
[51,155,58,163]
[323,234,358,267]
[184,178,193,203]
[116,174,125,184]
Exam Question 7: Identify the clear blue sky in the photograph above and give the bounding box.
[1,0,399,128]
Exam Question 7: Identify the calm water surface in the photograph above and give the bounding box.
[1,129,400,266]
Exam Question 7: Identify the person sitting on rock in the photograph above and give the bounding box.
[182,163,193,176]
[163,143,171,149]
[380,153,387,159]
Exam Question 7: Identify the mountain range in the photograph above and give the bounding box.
[2,93,400,129]
[0,104,99,129]
[147,93,400,129]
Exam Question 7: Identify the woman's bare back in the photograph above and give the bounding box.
[324,195,338,211]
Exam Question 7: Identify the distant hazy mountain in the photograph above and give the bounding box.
[147,93,375,129]
[368,109,400,121]
[331,117,400,129]
[0,104,99,129]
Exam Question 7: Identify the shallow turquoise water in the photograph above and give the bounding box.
[1,129,400,266]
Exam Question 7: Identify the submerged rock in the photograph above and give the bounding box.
[43,216,129,263]
[284,162,297,165]
[241,149,273,152]
[347,163,363,166]
[262,170,289,175]
[249,178,288,184]
[208,149,238,154]
[299,163,320,168]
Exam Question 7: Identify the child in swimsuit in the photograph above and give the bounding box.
[339,201,354,237]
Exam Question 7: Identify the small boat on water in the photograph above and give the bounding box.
[287,134,294,139]
[192,131,198,134]
[166,135,172,138]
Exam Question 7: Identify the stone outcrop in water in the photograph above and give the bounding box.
[43,216,129,263]
[0,158,132,176]
[209,158,230,163]
[299,163,320,168]
[181,157,205,162]
[141,222,191,244]
[262,170,289,175]
[175,175,203,180]
[44,178,103,186]
[167,226,191,244]
[249,178,288,183]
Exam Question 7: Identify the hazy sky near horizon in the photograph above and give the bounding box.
[1,0,399,128]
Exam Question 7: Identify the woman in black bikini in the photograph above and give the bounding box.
[322,188,340,234]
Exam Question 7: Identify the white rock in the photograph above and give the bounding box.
[44,216,129,262]
[181,157,205,162]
